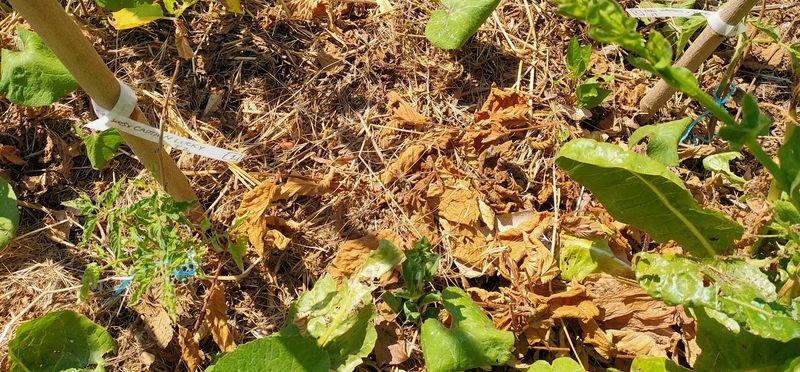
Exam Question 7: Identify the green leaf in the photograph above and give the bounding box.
[750,19,781,43]
[629,356,689,371]
[206,334,330,372]
[424,0,501,49]
[94,0,149,11]
[356,239,402,280]
[8,310,116,371]
[693,307,800,371]
[702,152,745,184]
[559,234,632,281]
[399,238,439,300]
[0,26,78,107]
[223,0,243,13]
[645,31,673,68]
[566,37,592,77]
[80,263,100,302]
[163,0,199,16]
[0,178,19,249]
[671,15,705,57]
[635,252,800,342]
[575,77,611,108]
[628,117,691,166]
[421,287,514,372]
[555,139,743,257]
[789,43,800,74]
[527,357,584,372]
[719,94,771,151]
[774,200,800,225]
[110,3,169,30]
[584,0,646,54]
[79,129,124,170]
[778,129,800,209]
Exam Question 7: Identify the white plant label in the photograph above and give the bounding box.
[625,8,746,37]
[88,81,244,163]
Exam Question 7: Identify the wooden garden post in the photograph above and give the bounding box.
[7,0,203,214]
[638,0,760,121]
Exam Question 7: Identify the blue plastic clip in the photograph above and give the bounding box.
[680,82,737,144]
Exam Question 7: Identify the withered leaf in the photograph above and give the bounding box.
[387,91,430,126]
[474,86,530,128]
[179,326,203,372]
[380,144,426,185]
[205,285,236,353]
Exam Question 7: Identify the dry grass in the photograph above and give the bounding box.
[0,0,799,370]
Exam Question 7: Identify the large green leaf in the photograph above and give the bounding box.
[702,152,745,185]
[8,310,115,371]
[628,118,691,166]
[281,241,401,372]
[0,26,78,107]
[635,252,800,342]
[630,356,689,371]
[421,287,514,372]
[424,0,501,49]
[693,307,800,371]
[527,357,583,371]
[0,178,19,249]
[206,333,330,372]
[555,139,743,257]
[559,234,632,281]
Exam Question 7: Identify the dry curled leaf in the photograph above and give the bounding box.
[205,285,236,353]
[179,326,203,372]
[288,0,329,20]
[328,229,400,280]
[0,144,25,165]
[134,300,173,349]
[380,144,426,185]
[475,86,530,128]
[387,91,430,127]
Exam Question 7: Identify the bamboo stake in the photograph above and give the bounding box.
[638,0,759,121]
[7,0,201,209]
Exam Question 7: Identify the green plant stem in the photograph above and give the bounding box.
[745,139,790,191]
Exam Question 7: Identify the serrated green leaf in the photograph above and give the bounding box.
[8,310,115,371]
[628,117,691,166]
[630,356,689,371]
[584,0,646,55]
[0,178,19,249]
[421,287,514,372]
[110,3,169,30]
[635,252,800,342]
[79,129,123,170]
[206,334,330,372]
[555,139,743,257]
[719,94,772,151]
[693,307,800,371]
[80,263,100,302]
[528,357,583,372]
[559,234,632,281]
[399,238,439,301]
[703,151,745,184]
[424,0,501,49]
[751,19,781,43]
[0,26,78,107]
[576,77,611,108]
[566,37,592,77]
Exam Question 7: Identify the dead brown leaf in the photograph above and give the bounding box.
[328,229,400,279]
[374,320,409,366]
[288,0,328,20]
[475,86,530,128]
[205,285,236,353]
[179,326,203,371]
[134,300,174,349]
[0,144,25,166]
[380,144,426,185]
[387,91,430,127]
[234,176,331,256]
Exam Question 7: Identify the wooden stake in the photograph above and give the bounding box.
[638,0,759,121]
[8,0,202,211]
